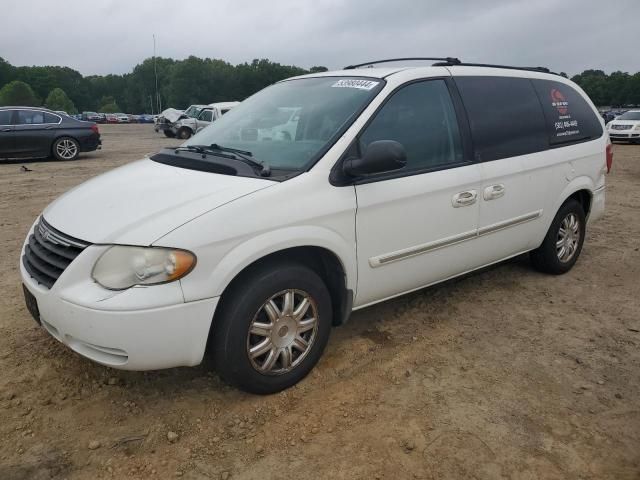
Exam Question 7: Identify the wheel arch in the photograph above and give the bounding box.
[555,176,595,219]
[215,245,352,329]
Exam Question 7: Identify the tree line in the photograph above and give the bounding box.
[0,56,327,114]
[0,55,638,113]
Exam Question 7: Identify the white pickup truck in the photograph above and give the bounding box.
[170,102,240,139]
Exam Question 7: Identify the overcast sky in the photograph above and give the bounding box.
[2,0,639,76]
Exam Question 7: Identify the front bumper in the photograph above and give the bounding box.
[608,130,640,141]
[20,234,218,371]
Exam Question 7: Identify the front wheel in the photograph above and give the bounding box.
[163,130,175,138]
[211,262,332,394]
[52,137,80,161]
[177,127,192,140]
[530,199,586,274]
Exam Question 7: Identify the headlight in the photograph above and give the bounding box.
[92,246,196,290]
[635,124,640,131]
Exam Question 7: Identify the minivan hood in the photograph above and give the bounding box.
[43,158,275,244]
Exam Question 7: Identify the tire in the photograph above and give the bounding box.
[52,137,80,161]
[211,262,332,394]
[177,127,192,140]
[530,199,586,274]
[163,130,175,138]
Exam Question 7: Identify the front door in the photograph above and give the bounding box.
[353,79,482,307]
[195,109,214,133]
[0,109,15,157]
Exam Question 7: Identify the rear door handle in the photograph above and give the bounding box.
[483,184,505,201]
[1,128,11,132]
[452,190,478,207]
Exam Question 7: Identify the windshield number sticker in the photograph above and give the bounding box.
[331,79,379,90]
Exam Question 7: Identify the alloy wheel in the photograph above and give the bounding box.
[246,289,318,375]
[556,212,581,262]
[55,139,78,160]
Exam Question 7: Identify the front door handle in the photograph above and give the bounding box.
[452,190,478,208]
[483,184,505,201]
[1,128,11,132]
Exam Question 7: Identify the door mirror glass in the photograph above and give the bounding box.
[343,140,407,176]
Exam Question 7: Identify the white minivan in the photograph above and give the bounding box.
[20,58,611,394]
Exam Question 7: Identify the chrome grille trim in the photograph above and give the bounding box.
[22,217,90,289]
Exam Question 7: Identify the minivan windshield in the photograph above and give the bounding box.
[183,77,384,172]
[616,111,640,121]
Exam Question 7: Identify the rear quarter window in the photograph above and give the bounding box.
[454,76,548,162]
[531,79,603,146]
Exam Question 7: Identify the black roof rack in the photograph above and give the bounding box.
[436,60,557,75]
[344,57,558,75]
[344,57,461,70]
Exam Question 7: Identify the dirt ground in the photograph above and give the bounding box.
[0,124,639,480]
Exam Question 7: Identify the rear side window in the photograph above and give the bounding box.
[531,79,603,145]
[17,110,45,125]
[359,79,464,171]
[0,110,12,125]
[455,76,548,162]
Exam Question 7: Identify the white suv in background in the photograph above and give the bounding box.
[607,109,640,143]
[20,58,610,394]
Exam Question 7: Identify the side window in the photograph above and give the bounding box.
[17,110,46,125]
[359,79,464,171]
[455,76,548,162]
[531,79,603,145]
[0,110,13,125]
[44,112,60,123]
[199,110,213,122]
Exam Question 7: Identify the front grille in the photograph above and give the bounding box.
[22,217,90,289]
[611,124,632,130]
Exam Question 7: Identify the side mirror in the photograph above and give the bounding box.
[343,140,407,177]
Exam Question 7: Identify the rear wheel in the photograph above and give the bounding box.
[211,262,332,394]
[52,137,79,161]
[530,199,585,274]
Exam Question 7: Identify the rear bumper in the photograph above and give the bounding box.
[80,135,101,152]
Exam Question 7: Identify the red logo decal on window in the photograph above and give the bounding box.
[551,88,568,115]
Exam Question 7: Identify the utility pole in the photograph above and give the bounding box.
[153,34,160,114]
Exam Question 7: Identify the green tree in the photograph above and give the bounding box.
[45,87,77,113]
[0,80,39,106]
[99,102,120,113]
[0,57,14,87]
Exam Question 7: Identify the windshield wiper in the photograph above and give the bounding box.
[173,144,271,177]
[208,144,271,177]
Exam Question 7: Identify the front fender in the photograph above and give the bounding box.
[178,225,356,303]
